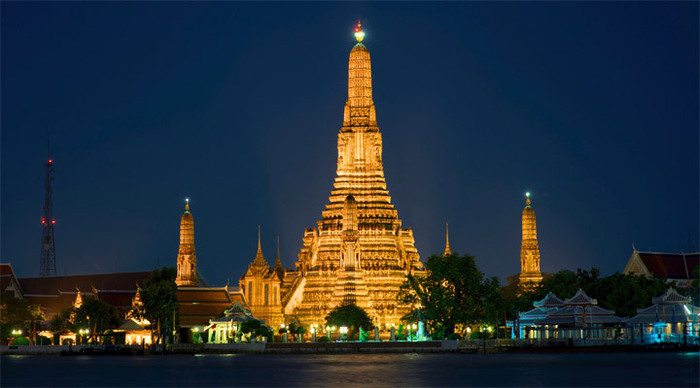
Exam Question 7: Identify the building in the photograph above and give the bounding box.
[239,22,424,329]
[17,271,151,320]
[508,289,624,341]
[519,193,543,285]
[115,288,152,346]
[175,199,199,287]
[238,228,285,328]
[1,263,23,298]
[171,200,246,340]
[627,288,699,344]
[623,248,699,287]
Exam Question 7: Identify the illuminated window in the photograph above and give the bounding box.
[264,284,269,305]
[248,281,253,304]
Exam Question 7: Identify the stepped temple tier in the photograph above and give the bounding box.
[240,22,424,328]
[519,192,543,284]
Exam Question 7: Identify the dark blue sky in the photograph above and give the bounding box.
[2,2,698,284]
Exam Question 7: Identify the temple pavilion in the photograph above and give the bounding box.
[509,289,624,341]
[628,288,700,345]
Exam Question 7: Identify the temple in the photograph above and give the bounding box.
[519,193,542,284]
[240,22,424,328]
[238,227,285,327]
[175,199,199,286]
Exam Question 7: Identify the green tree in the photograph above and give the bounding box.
[240,318,272,342]
[73,296,121,342]
[49,308,74,336]
[584,273,668,317]
[500,267,672,321]
[287,317,307,342]
[141,267,178,345]
[398,253,501,337]
[0,292,44,345]
[325,303,374,340]
[691,266,700,300]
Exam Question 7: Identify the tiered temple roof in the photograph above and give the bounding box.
[628,288,700,324]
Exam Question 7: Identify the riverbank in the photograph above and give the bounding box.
[2,340,697,356]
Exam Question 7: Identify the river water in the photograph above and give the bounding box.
[2,352,698,387]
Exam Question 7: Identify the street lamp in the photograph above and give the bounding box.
[339,326,348,341]
[310,325,317,342]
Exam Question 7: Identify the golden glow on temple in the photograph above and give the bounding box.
[519,192,543,284]
[239,24,423,328]
[443,222,452,256]
[176,198,199,286]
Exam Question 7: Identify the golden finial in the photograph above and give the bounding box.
[525,192,532,207]
[354,20,365,43]
[444,222,452,256]
[185,197,190,212]
[257,225,262,252]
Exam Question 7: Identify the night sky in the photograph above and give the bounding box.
[2,2,698,285]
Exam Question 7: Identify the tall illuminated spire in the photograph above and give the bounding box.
[519,192,542,285]
[343,20,376,128]
[443,222,452,256]
[253,225,267,266]
[175,198,198,286]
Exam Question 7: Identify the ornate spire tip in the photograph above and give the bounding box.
[185,197,190,212]
[354,20,365,43]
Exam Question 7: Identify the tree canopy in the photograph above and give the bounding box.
[0,291,44,344]
[501,267,672,318]
[140,267,178,345]
[398,253,501,336]
[325,303,374,338]
[73,296,121,341]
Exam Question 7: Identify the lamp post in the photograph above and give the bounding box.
[339,326,348,341]
[280,323,288,343]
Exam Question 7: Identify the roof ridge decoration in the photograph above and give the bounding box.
[564,288,597,306]
[652,287,691,305]
[533,292,565,308]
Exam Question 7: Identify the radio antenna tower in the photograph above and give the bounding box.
[40,135,57,276]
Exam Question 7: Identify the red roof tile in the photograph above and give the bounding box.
[638,252,699,280]
[19,271,151,296]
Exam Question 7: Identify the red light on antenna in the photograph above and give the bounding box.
[41,217,46,225]
[47,159,53,164]
[51,219,56,225]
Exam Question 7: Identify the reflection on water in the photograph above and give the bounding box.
[2,352,698,387]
